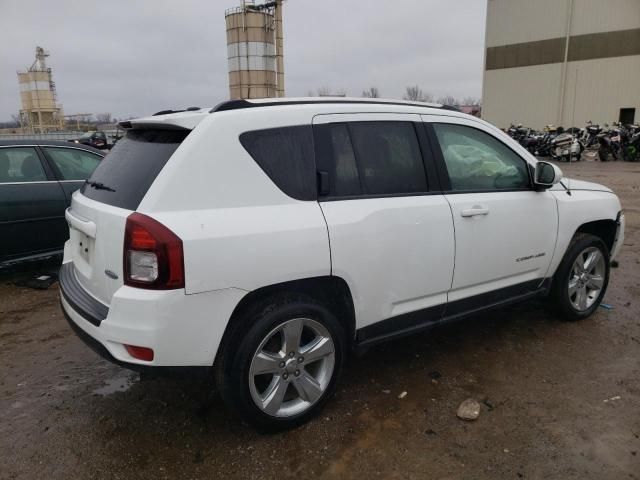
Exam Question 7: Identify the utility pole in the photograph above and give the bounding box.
[274,0,285,97]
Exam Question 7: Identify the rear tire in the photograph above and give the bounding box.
[214,294,346,431]
[550,234,610,321]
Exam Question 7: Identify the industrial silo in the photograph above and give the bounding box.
[17,47,64,133]
[225,0,285,99]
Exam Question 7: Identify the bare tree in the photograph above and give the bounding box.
[461,96,481,106]
[422,92,434,103]
[437,95,458,106]
[10,114,21,127]
[96,113,112,124]
[403,85,433,102]
[362,87,380,98]
[403,85,422,101]
[310,86,347,97]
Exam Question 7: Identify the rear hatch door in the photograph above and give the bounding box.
[66,128,189,306]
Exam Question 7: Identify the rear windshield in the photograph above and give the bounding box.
[80,129,188,210]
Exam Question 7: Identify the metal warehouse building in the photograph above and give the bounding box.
[481,0,640,130]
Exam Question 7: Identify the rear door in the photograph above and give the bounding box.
[422,115,557,307]
[313,113,455,338]
[0,146,68,262]
[65,129,189,305]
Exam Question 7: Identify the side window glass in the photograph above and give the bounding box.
[0,147,47,183]
[349,122,427,195]
[314,123,361,196]
[315,121,428,198]
[433,124,530,191]
[44,148,101,180]
[239,125,316,201]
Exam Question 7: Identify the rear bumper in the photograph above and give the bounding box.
[60,300,208,376]
[59,262,107,326]
[59,261,247,367]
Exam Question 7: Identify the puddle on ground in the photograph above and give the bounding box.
[93,375,138,396]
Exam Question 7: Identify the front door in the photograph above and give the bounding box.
[422,116,558,308]
[313,113,455,340]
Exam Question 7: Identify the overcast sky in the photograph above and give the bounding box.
[0,0,487,122]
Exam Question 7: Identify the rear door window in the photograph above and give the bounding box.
[349,122,427,195]
[239,125,316,201]
[43,147,101,180]
[80,129,189,210]
[314,121,428,198]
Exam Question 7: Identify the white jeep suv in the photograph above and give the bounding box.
[60,98,624,430]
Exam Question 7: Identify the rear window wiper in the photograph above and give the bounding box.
[85,180,116,192]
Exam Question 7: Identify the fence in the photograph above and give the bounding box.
[0,130,122,143]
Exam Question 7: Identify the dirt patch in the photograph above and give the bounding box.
[1,161,639,479]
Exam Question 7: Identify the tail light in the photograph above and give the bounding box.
[123,213,184,289]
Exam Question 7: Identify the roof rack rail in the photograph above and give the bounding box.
[209,99,460,113]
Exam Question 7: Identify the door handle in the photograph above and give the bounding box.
[460,205,489,217]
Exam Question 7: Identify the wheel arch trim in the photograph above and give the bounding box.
[217,275,357,363]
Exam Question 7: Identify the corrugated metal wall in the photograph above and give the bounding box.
[485,0,569,47]
[482,0,640,129]
[570,0,640,35]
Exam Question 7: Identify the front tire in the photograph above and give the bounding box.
[214,294,346,431]
[551,234,610,321]
[599,146,609,161]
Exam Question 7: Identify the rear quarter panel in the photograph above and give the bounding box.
[139,109,331,294]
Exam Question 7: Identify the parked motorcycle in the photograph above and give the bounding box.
[507,119,640,162]
[621,124,640,162]
[597,123,620,161]
[507,123,530,144]
[579,121,602,150]
[521,130,544,155]
[550,130,582,161]
[534,125,563,157]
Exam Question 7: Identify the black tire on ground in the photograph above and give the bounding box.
[599,146,609,161]
[214,294,346,432]
[550,233,610,321]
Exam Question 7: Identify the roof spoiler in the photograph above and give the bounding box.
[151,107,201,116]
[117,120,190,131]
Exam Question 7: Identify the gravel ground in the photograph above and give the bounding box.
[1,160,639,480]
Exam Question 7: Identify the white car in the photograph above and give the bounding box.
[60,98,624,430]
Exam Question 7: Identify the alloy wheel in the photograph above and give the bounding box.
[568,246,606,311]
[248,318,335,418]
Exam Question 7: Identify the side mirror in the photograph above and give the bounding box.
[534,161,563,189]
